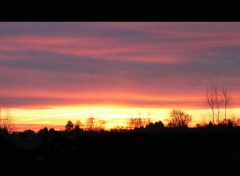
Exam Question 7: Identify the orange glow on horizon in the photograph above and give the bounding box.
[10,104,240,132]
[12,105,166,131]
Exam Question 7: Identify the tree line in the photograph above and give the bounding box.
[63,83,240,131]
[1,83,240,133]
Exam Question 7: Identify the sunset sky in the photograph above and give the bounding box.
[1,22,240,131]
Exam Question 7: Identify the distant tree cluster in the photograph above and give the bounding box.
[145,121,164,131]
[65,117,106,132]
[127,116,151,129]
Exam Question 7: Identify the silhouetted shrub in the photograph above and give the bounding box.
[38,127,49,137]
[0,128,9,136]
[205,122,214,128]
[20,129,35,138]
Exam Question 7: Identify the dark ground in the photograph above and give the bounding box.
[1,128,240,175]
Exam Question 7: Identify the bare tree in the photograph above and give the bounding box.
[127,118,140,129]
[214,87,222,124]
[0,108,14,132]
[127,112,153,130]
[96,120,106,131]
[127,113,147,129]
[222,88,232,121]
[146,112,152,125]
[206,83,223,124]
[230,116,240,127]
[167,109,192,128]
[86,117,95,131]
[206,83,232,124]
[206,84,216,124]
[74,120,83,130]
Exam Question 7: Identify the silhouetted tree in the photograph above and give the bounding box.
[167,109,192,128]
[49,128,56,133]
[206,83,222,124]
[0,108,14,132]
[86,117,95,131]
[128,116,152,129]
[145,120,164,131]
[222,88,231,121]
[227,119,233,128]
[21,129,35,138]
[128,117,143,129]
[146,112,152,125]
[127,112,152,129]
[74,120,83,130]
[65,120,74,131]
[207,122,214,128]
[38,127,48,137]
[228,116,240,127]
[96,120,106,131]
[206,83,232,125]
[154,121,164,128]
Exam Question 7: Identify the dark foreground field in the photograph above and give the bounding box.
[1,127,240,175]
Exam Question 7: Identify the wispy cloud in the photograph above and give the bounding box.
[1,22,240,110]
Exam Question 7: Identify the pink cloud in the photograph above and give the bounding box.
[1,22,240,110]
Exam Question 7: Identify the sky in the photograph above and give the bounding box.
[1,22,240,131]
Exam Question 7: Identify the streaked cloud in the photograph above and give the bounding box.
[0,22,240,110]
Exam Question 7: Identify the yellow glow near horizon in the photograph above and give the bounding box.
[9,105,240,132]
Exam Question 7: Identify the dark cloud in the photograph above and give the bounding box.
[0,22,148,39]
[0,23,92,37]
[1,48,240,95]
[0,96,206,109]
